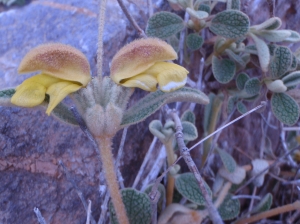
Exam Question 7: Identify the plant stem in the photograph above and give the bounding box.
[234,201,300,224]
[164,139,176,205]
[170,110,224,224]
[97,0,107,77]
[96,136,129,224]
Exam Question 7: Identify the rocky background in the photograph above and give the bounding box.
[0,0,299,223]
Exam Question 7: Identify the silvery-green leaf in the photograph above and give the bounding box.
[212,56,236,84]
[49,102,78,126]
[249,33,270,72]
[237,101,247,114]
[236,73,249,90]
[181,110,195,124]
[218,194,240,220]
[175,172,212,206]
[144,183,165,213]
[227,96,237,114]
[225,49,246,67]
[251,17,282,31]
[271,92,300,126]
[209,10,250,39]
[203,93,216,132]
[146,12,184,39]
[282,71,300,88]
[244,45,258,55]
[290,55,298,71]
[168,35,180,52]
[110,188,151,224]
[186,7,209,20]
[227,0,240,10]
[149,120,165,142]
[182,121,198,141]
[198,4,210,14]
[251,193,273,214]
[216,148,236,173]
[244,77,261,96]
[284,30,300,43]
[265,80,287,93]
[256,30,292,42]
[268,44,277,56]
[121,87,209,127]
[186,33,203,51]
[212,173,225,194]
[0,88,16,107]
[270,46,293,78]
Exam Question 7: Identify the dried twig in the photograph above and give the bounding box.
[33,207,47,224]
[116,0,147,37]
[86,200,92,224]
[98,192,110,224]
[170,110,224,224]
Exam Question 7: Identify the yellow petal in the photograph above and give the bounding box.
[46,82,81,115]
[154,62,188,92]
[11,82,46,107]
[21,73,61,88]
[18,43,91,86]
[110,38,177,84]
[121,73,157,91]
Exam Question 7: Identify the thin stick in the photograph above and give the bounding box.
[33,207,47,224]
[280,123,298,168]
[97,0,107,77]
[234,200,300,224]
[170,110,224,224]
[98,192,110,224]
[189,101,266,151]
[116,0,147,37]
[213,182,232,208]
[86,200,92,224]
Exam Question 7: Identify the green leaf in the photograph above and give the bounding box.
[284,30,300,43]
[244,77,261,96]
[218,194,240,220]
[149,120,165,141]
[198,4,211,14]
[251,193,273,214]
[271,93,300,125]
[50,103,78,126]
[0,88,16,107]
[227,0,240,10]
[110,188,151,224]
[265,80,287,93]
[144,183,166,213]
[146,12,184,39]
[245,45,258,54]
[186,8,209,20]
[225,49,246,67]
[270,46,293,78]
[175,173,212,206]
[167,35,180,52]
[290,55,298,71]
[216,148,236,173]
[121,87,209,126]
[257,30,292,42]
[251,17,282,31]
[236,73,249,90]
[181,110,195,124]
[209,10,250,39]
[186,33,203,51]
[203,93,216,132]
[182,121,198,141]
[282,71,300,88]
[236,101,247,114]
[249,33,270,72]
[212,56,236,84]
[227,96,237,114]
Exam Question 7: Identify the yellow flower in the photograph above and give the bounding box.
[11,43,91,115]
[110,38,188,92]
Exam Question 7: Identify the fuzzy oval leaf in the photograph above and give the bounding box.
[186,8,209,20]
[50,103,78,125]
[0,88,16,107]
[257,30,292,42]
[290,55,298,71]
[225,49,246,67]
[121,87,209,126]
[146,12,184,39]
[149,120,165,141]
[218,194,240,220]
[186,33,203,51]
[251,17,282,31]
[271,93,300,126]
[270,46,293,78]
[284,30,300,43]
[282,71,300,88]
[244,77,261,96]
[110,188,152,224]
[181,110,196,124]
[216,148,236,173]
[236,73,249,90]
[198,4,210,14]
[227,96,237,114]
[249,33,270,72]
[237,101,247,114]
[212,56,236,84]
[182,121,198,141]
[251,193,273,214]
[175,172,212,206]
[227,0,240,10]
[209,10,250,39]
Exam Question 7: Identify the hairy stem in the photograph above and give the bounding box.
[165,139,176,205]
[97,0,107,77]
[234,201,300,224]
[96,136,129,224]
